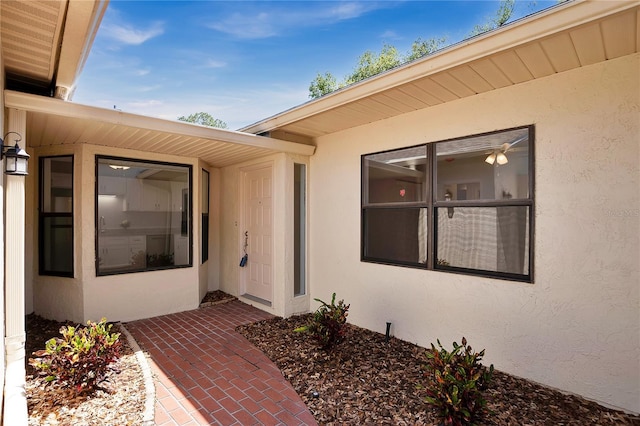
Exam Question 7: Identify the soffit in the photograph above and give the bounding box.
[0,0,66,90]
[242,1,639,139]
[0,0,107,97]
[5,90,315,168]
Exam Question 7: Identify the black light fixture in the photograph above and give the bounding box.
[1,132,29,176]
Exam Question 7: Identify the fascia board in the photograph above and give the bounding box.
[4,90,316,156]
[56,0,110,98]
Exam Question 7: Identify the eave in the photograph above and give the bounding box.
[5,90,315,168]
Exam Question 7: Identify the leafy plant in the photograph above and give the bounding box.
[423,337,494,425]
[29,318,122,395]
[295,293,350,349]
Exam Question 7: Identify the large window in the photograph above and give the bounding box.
[40,156,74,277]
[96,156,192,275]
[362,126,534,282]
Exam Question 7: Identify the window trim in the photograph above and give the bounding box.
[361,125,534,283]
[95,155,193,276]
[39,155,74,277]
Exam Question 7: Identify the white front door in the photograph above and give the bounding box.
[241,164,273,303]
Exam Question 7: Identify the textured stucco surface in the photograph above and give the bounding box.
[308,53,639,412]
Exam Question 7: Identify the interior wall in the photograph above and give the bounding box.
[308,53,639,412]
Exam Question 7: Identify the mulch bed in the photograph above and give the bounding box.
[237,314,640,425]
[200,290,237,307]
[25,314,145,426]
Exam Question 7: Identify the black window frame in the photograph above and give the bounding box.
[95,155,193,276]
[39,155,74,277]
[361,125,535,283]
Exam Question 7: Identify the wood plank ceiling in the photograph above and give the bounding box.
[0,0,66,89]
[22,110,290,168]
[270,6,639,139]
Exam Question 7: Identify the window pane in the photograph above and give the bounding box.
[40,156,73,277]
[97,157,191,275]
[436,127,530,201]
[41,216,73,275]
[41,157,73,213]
[202,170,210,264]
[436,206,530,276]
[364,146,427,204]
[363,208,428,265]
[202,170,209,214]
[294,163,306,296]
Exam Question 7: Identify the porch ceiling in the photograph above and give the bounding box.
[4,90,315,168]
[241,0,640,140]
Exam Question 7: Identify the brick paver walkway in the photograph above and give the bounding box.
[126,300,317,425]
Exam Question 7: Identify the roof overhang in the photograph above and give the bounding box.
[5,90,315,168]
[240,0,640,139]
[0,0,108,99]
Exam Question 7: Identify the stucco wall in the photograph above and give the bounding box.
[32,143,204,323]
[0,40,5,419]
[308,53,639,412]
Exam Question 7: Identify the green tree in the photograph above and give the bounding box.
[177,112,227,129]
[309,72,339,99]
[469,0,516,36]
[308,39,444,99]
[404,37,447,62]
[344,44,401,85]
[308,0,522,99]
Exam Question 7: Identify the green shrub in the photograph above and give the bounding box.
[29,318,122,395]
[295,293,350,349]
[423,337,494,425]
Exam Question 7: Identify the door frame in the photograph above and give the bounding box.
[238,161,274,304]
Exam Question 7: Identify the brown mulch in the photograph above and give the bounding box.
[200,290,237,307]
[237,314,640,425]
[25,314,145,426]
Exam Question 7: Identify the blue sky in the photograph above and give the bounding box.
[74,1,557,130]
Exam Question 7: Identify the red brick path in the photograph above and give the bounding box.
[126,300,317,425]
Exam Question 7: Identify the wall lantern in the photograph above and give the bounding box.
[1,132,29,176]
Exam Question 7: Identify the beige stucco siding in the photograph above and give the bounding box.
[308,53,639,412]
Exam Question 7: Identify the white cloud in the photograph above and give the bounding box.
[329,2,370,20]
[379,30,401,40]
[204,59,227,69]
[101,9,164,45]
[207,12,276,39]
[136,85,162,93]
[134,68,150,76]
[206,2,388,40]
[127,99,165,109]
